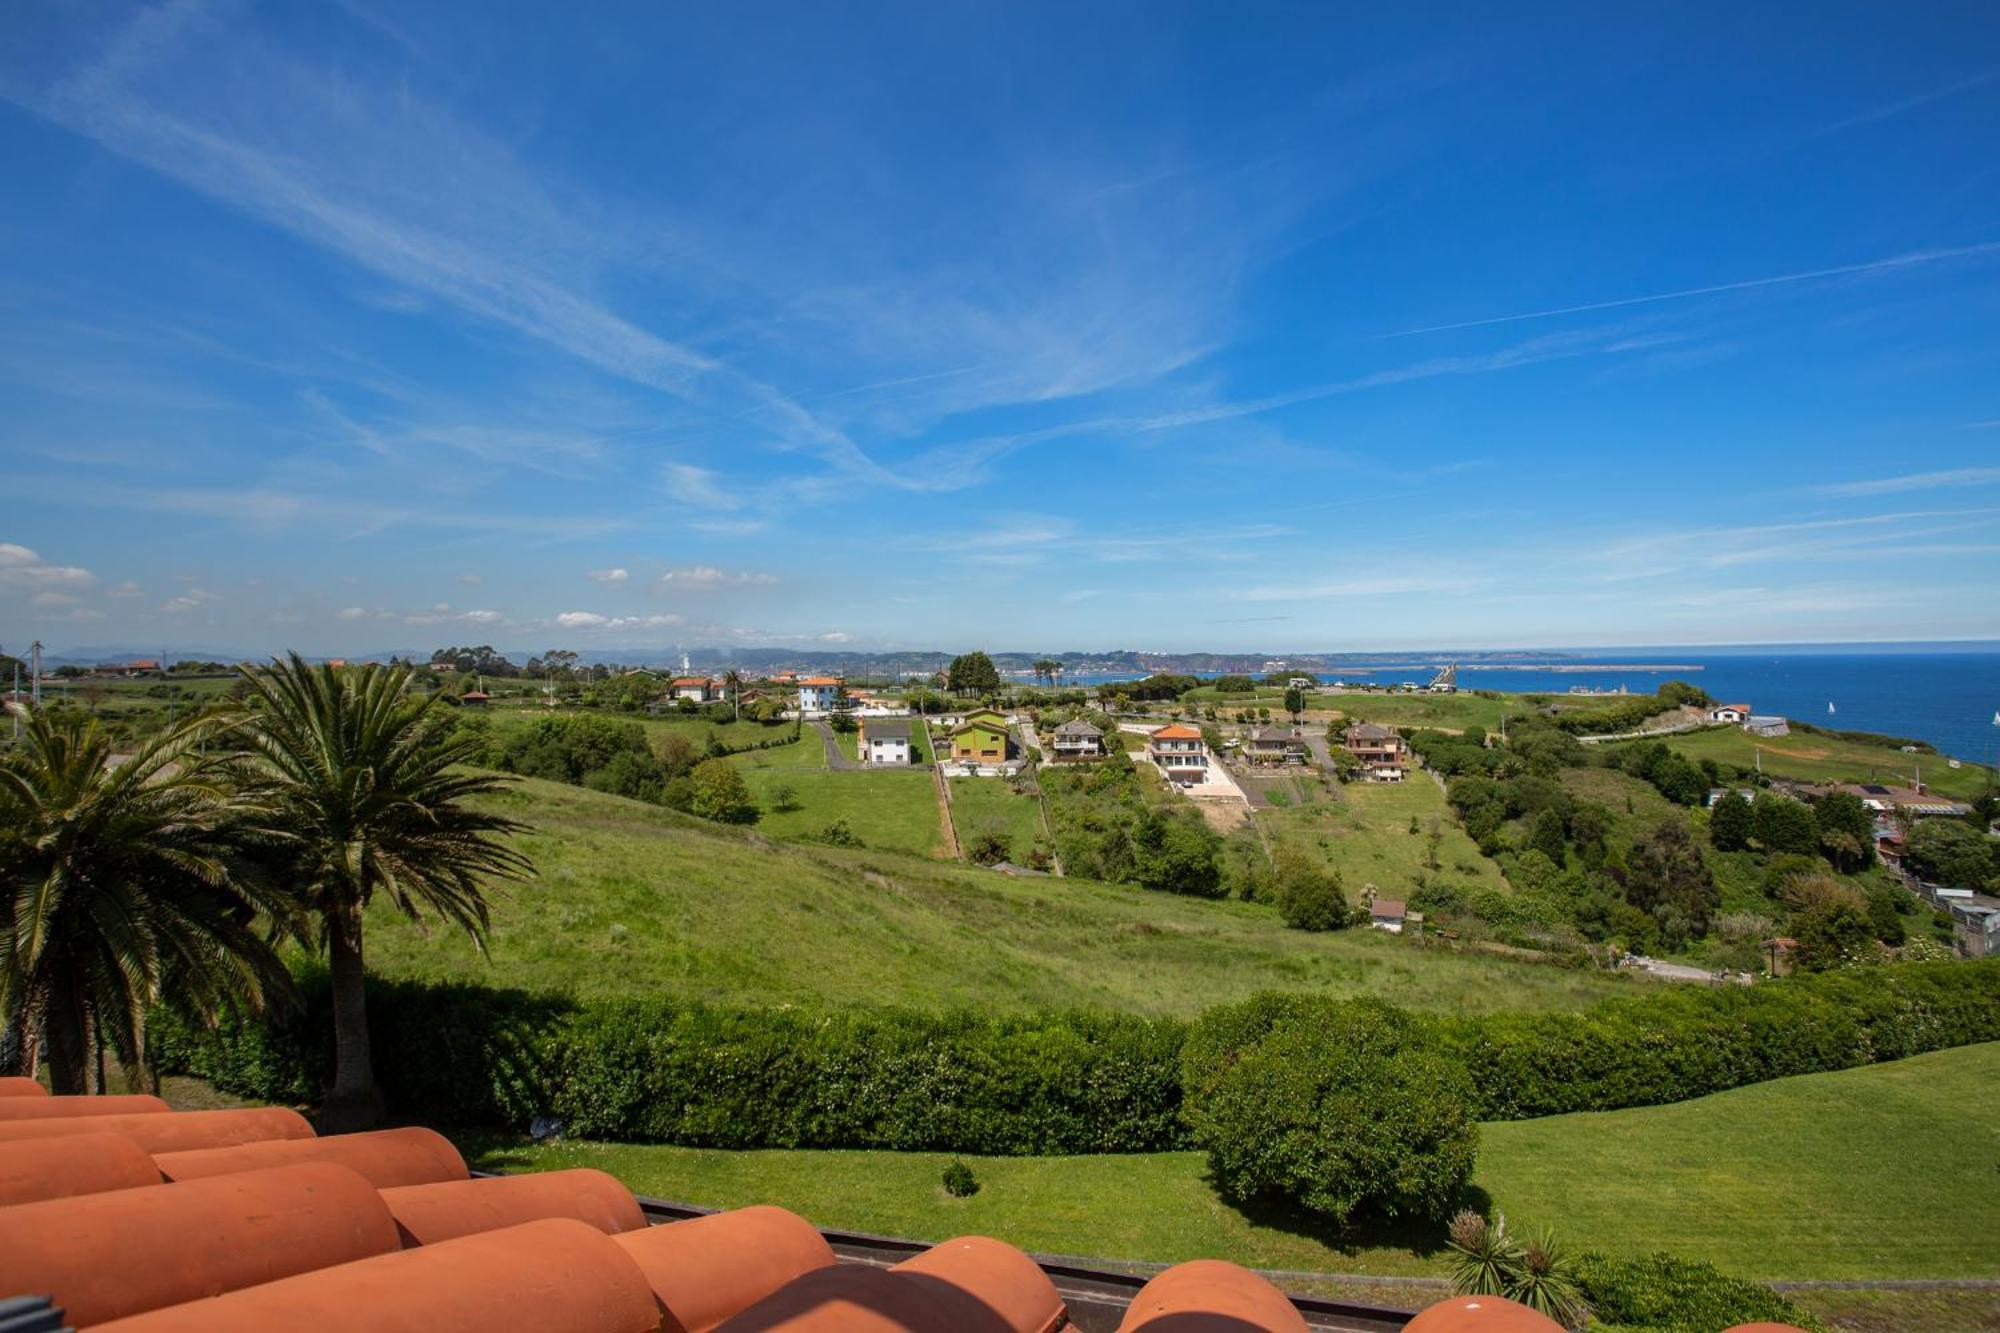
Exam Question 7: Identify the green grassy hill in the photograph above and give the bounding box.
[1658,723,1992,799]
[362,774,1639,1016]
[473,1041,2000,1283]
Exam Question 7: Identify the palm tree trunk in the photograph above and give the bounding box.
[43,977,90,1096]
[320,908,386,1132]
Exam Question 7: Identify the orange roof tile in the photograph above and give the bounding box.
[1151,724,1203,740]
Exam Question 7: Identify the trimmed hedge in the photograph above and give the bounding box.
[154,958,2000,1155]
[1575,1252,1826,1332]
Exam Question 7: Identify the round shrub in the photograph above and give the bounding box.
[1182,997,1476,1225]
[941,1160,979,1197]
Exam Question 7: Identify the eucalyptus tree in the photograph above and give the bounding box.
[229,655,531,1129]
[0,708,294,1093]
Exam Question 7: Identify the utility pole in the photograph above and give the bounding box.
[30,640,43,707]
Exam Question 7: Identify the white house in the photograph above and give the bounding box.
[1050,717,1105,759]
[1146,724,1208,784]
[796,676,842,715]
[1708,703,1750,724]
[672,676,717,703]
[860,716,914,765]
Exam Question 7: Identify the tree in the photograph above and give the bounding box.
[229,656,530,1129]
[1751,793,1818,856]
[1133,812,1224,898]
[1621,820,1718,948]
[0,709,295,1093]
[1812,791,1875,872]
[688,757,758,824]
[1708,791,1752,852]
[1792,896,1875,972]
[946,652,1001,697]
[1526,809,1568,865]
[1283,686,1306,720]
[1273,850,1352,930]
[722,668,744,722]
[1904,819,1997,890]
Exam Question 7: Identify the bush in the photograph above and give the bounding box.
[1574,1251,1825,1331]
[1182,997,1477,1225]
[941,1160,980,1197]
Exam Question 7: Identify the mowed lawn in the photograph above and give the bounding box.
[949,777,1051,864]
[467,1043,2000,1283]
[362,776,1637,1015]
[1658,724,1992,800]
[1260,777,1513,900]
[736,767,943,859]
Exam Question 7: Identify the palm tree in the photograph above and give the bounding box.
[228,655,530,1130]
[722,668,744,722]
[0,708,294,1093]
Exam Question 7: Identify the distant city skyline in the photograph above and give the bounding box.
[4,3,1998,653]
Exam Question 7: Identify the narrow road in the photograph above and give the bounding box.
[809,719,861,770]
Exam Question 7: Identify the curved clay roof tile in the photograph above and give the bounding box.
[613,1204,837,1332]
[0,1161,398,1327]
[1404,1295,1567,1331]
[1116,1259,1307,1332]
[86,1217,661,1333]
[155,1126,466,1189]
[0,1131,161,1208]
[0,1076,49,1097]
[380,1168,645,1247]
[0,1092,169,1121]
[891,1236,1065,1333]
[0,1106,312,1154]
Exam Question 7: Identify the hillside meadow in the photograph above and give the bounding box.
[1656,723,1992,800]
[360,774,1639,1016]
[468,1041,2000,1283]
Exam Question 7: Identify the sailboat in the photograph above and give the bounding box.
[1827,701,1836,716]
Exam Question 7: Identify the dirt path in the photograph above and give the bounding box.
[931,764,962,860]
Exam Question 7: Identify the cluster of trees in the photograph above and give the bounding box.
[1040,755,1226,897]
[945,651,1002,696]
[1606,741,1709,806]
[428,645,522,677]
[1708,789,1873,870]
[1,656,526,1129]
[1904,819,2000,892]
[472,713,762,822]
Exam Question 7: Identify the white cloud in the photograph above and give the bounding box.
[0,542,96,590]
[818,631,852,643]
[337,606,368,620]
[587,567,630,584]
[30,591,78,607]
[457,573,483,586]
[663,464,741,511]
[1815,467,2000,497]
[655,566,779,589]
[556,611,610,629]
[160,587,219,613]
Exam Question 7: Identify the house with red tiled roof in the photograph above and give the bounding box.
[796,676,842,714]
[1707,703,1751,724]
[671,676,717,703]
[1147,723,1208,784]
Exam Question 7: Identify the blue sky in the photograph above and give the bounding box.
[2,1,1997,658]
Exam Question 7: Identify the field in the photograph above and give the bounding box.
[468,1041,2000,1284]
[948,777,1051,864]
[360,775,1639,1014]
[1258,776,1514,900]
[1657,724,1992,800]
[735,767,942,858]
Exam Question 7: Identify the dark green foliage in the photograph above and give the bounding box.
[1526,809,1568,865]
[1182,997,1477,1225]
[1573,1251,1826,1331]
[1655,680,1713,709]
[1618,821,1717,949]
[1791,896,1876,971]
[1864,882,1907,946]
[1610,742,1707,806]
[1210,674,1255,694]
[1810,791,1875,872]
[688,758,757,824]
[1904,819,1998,890]
[941,1160,980,1197]
[1131,810,1225,898]
[966,831,1012,865]
[157,960,2000,1154]
[1751,793,1819,856]
[945,652,1002,696]
[1707,792,1752,852]
[1271,850,1352,931]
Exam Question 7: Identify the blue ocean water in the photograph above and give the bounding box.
[1059,645,2000,763]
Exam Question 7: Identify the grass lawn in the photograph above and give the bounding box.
[949,777,1050,864]
[1657,725,1992,800]
[1260,777,1513,900]
[737,767,942,859]
[466,1042,2000,1284]
[362,776,1639,1014]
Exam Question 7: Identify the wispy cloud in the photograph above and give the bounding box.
[662,463,742,511]
[1240,573,1480,602]
[1383,242,2000,338]
[0,542,96,590]
[587,568,630,584]
[654,566,779,589]
[1815,467,2000,497]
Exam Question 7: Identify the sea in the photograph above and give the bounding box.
[1050,643,2000,764]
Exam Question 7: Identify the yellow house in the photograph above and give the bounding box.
[949,708,1011,763]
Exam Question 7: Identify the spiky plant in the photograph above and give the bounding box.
[226,654,531,1129]
[1446,1209,1520,1297]
[0,707,295,1092]
[1507,1226,1589,1330]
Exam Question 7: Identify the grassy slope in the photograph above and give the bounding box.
[949,777,1051,863]
[1660,724,1992,799]
[362,775,1636,1015]
[1260,777,1513,900]
[469,1042,2000,1283]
